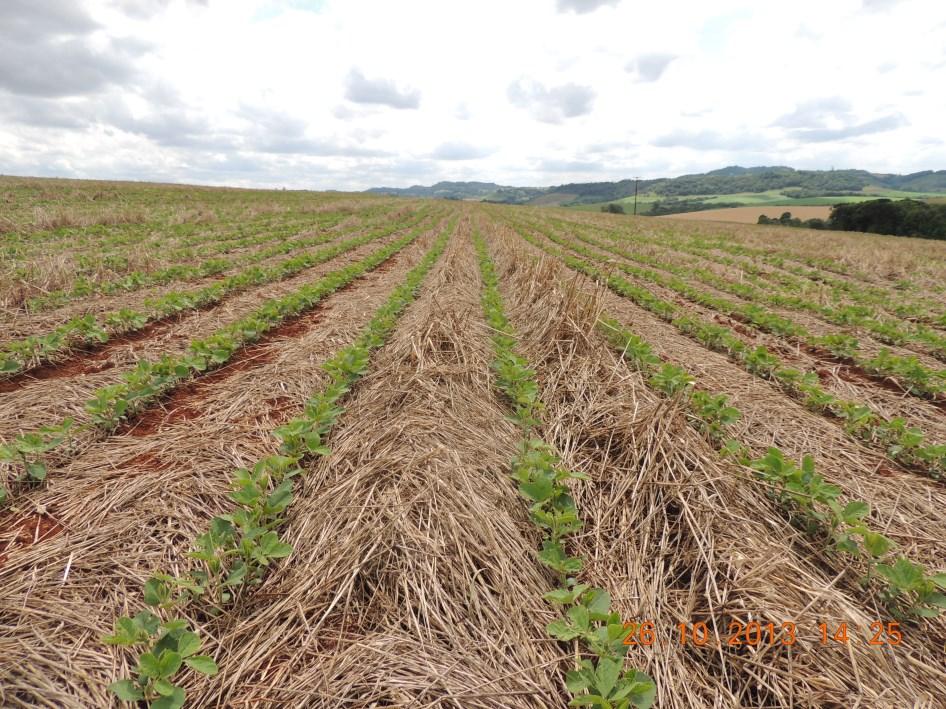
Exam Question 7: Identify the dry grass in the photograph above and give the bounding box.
[489,237,946,707]
[565,208,946,290]
[0,226,441,708]
[30,205,149,231]
[2,187,946,707]
[182,227,567,707]
[661,206,832,224]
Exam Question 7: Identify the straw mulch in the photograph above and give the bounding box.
[487,225,946,708]
[0,219,444,484]
[182,220,566,707]
[0,229,438,707]
[0,206,402,340]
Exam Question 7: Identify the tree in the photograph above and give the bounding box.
[601,203,625,214]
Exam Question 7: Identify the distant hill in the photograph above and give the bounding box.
[365,181,545,202]
[365,167,946,211]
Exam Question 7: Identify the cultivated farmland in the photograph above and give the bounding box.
[660,205,833,224]
[2,176,946,708]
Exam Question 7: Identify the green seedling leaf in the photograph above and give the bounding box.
[176,632,200,658]
[519,475,554,503]
[595,656,621,698]
[24,461,47,481]
[547,617,582,642]
[862,531,893,558]
[154,678,178,696]
[108,679,144,702]
[841,501,870,524]
[151,686,186,709]
[184,655,219,676]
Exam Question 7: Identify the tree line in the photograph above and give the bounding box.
[758,199,946,240]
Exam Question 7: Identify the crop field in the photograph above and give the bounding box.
[659,206,833,224]
[3,176,946,708]
[572,188,946,214]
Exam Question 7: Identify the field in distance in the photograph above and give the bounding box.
[661,204,832,223]
[2,175,946,708]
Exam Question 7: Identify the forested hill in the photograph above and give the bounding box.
[366,167,946,205]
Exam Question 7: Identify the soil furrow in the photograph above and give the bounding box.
[183,219,564,708]
[0,225,443,708]
[0,206,401,345]
[0,218,440,453]
[487,220,946,707]
[502,219,946,573]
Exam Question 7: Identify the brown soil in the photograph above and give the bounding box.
[0,319,173,393]
[0,512,64,568]
[119,259,384,437]
[659,205,833,224]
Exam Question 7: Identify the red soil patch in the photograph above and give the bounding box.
[801,344,946,412]
[0,247,403,394]
[122,451,172,472]
[120,307,327,437]
[0,319,173,392]
[114,247,405,436]
[0,512,64,568]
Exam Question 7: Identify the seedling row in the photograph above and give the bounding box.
[501,215,946,481]
[103,218,454,707]
[0,208,433,377]
[473,226,656,708]
[0,216,438,502]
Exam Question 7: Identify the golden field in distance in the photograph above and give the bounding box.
[660,205,833,223]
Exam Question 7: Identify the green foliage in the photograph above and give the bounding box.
[0,419,73,500]
[513,215,946,481]
[545,251,946,621]
[103,612,217,708]
[472,227,654,707]
[105,216,454,706]
[648,363,694,397]
[3,210,431,379]
[690,391,740,443]
[830,199,946,240]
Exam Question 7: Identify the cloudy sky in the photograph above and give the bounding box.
[1,0,945,190]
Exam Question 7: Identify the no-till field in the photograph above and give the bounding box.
[2,176,946,709]
[660,205,832,224]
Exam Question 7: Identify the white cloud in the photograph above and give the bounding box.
[626,53,677,82]
[556,0,621,13]
[344,69,421,110]
[430,141,494,160]
[507,78,596,123]
[0,0,944,189]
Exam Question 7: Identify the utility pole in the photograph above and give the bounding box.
[633,176,640,215]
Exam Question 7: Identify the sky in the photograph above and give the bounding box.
[1,0,945,190]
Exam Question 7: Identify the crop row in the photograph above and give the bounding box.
[667,234,945,327]
[636,223,946,326]
[473,227,656,709]
[564,220,946,390]
[1,199,359,261]
[0,208,432,377]
[562,213,945,328]
[504,215,946,617]
[519,217,946,402]
[593,310,946,620]
[17,207,379,313]
[567,219,946,359]
[503,217,946,481]
[102,215,454,708]
[0,217,438,504]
